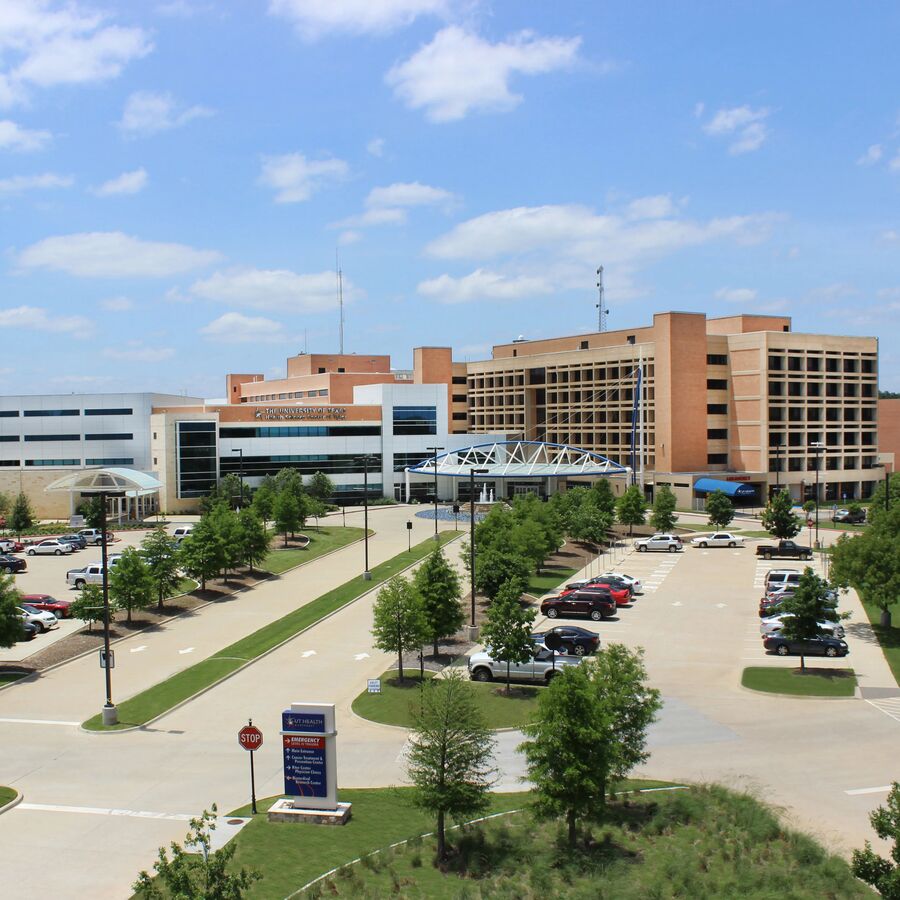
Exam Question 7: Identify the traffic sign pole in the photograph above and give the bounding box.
[250,743,257,816]
[238,720,264,815]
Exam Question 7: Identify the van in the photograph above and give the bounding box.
[765,569,801,592]
[173,525,194,544]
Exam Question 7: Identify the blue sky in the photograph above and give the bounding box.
[2,0,899,397]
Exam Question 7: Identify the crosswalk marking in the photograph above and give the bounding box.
[866,697,900,724]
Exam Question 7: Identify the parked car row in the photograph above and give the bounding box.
[539,572,642,622]
[15,595,71,642]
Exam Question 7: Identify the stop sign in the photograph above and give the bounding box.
[238,725,263,751]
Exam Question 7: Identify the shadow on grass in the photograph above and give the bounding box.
[787,667,855,680]
[490,685,540,701]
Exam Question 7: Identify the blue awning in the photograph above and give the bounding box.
[693,477,758,498]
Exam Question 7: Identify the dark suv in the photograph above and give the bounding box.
[0,554,26,574]
[541,589,615,621]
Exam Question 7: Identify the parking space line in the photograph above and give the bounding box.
[845,785,894,796]
[0,717,81,727]
[17,802,193,820]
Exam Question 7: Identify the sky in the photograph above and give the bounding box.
[2,0,900,399]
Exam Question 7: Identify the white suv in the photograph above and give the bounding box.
[635,533,683,552]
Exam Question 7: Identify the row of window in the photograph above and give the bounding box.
[392,406,437,435]
[219,425,381,438]
[0,408,133,417]
[769,456,877,472]
[243,390,329,402]
[2,433,136,442]
[769,382,876,398]
[219,453,384,478]
[0,458,134,467]
[768,355,876,374]
[770,407,877,423]
[769,432,877,447]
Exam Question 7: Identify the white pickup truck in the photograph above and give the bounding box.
[66,563,105,588]
[468,646,585,684]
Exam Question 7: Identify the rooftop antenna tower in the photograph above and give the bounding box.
[596,265,609,332]
[336,250,345,354]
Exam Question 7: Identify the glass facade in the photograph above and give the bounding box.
[177,421,217,498]
[219,425,381,438]
[84,408,133,416]
[392,406,437,435]
[219,453,382,478]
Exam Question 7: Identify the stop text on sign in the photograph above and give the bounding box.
[238,725,263,751]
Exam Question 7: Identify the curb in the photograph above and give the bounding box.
[0,788,23,816]
[83,533,464,734]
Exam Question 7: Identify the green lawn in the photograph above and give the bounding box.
[742,666,857,697]
[526,566,580,596]
[0,786,16,806]
[0,673,25,687]
[261,526,367,574]
[172,577,197,597]
[860,598,900,687]
[84,532,461,731]
[351,670,542,730]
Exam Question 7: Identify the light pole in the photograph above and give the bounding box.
[232,448,244,509]
[97,491,116,725]
[427,446,444,541]
[357,455,375,580]
[468,467,489,629]
[810,441,824,549]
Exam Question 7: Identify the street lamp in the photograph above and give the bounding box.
[95,490,116,725]
[468,467,489,630]
[357,455,376,580]
[231,448,244,510]
[427,446,444,541]
[810,441,825,549]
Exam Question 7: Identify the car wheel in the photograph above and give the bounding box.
[472,668,492,682]
[27,549,35,556]
[546,607,559,618]
[668,545,676,553]
[805,553,813,560]
[762,551,772,560]
[572,644,586,656]
[825,647,838,658]
[776,644,789,656]
[32,621,44,634]
[728,542,736,548]
[699,541,707,548]
[638,545,647,552]
[590,610,602,621]
[75,579,85,589]
[545,670,559,683]
[54,548,62,555]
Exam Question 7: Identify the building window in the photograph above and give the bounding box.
[707,453,728,464]
[392,406,437,435]
[0,436,19,442]
[24,434,80,441]
[706,354,728,365]
[707,379,727,390]
[452,412,468,421]
[0,410,20,417]
[86,457,134,466]
[219,425,381,438]
[452,376,467,385]
[707,429,728,440]
[219,453,383,478]
[85,433,133,441]
[25,458,79,466]
[23,409,79,417]
[84,408,133,416]
[337,367,345,373]
[176,421,217,499]
[452,394,467,403]
[0,459,19,466]
[707,404,727,415]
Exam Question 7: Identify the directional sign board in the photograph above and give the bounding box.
[367,679,381,694]
[281,703,338,811]
[238,724,263,751]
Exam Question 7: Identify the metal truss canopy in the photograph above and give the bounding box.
[45,467,162,497]
[406,441,629,479]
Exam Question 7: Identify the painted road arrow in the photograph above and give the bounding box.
[178,647,195,655]
[354,653,370,660]
[301,650,317,658]
[130,646,147,653]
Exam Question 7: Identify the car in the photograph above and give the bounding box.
[541,590,616,621]
[66,563,105,588]
[763,635,849,658]
[759,614,845,638]
[586,574,635,596]
[755,540,813,560]
[77,528,115,546]
[20,593,73,619]
[0,538,24,553]
[26,539,74,556]
[18,621,37,642]
[596,572,643,595]
[759,591,838,618]
[468,645,585,684]
[172,525,194,544]
[567,581,631,606]
[18,605,58,634]
[0,553,27,574]
[764,569,801,592]
[690,532,744,548]
[531,625,600,656]
[832,508,866,524]
[58,534,87,550]
[635,533,683,552]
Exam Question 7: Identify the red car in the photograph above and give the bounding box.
[560,582,631,607]
[20,594,73,619]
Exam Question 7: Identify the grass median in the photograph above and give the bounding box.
[261,526,366,575]
[742,666,857,697]
[860,597,900,687]
[0,786,16,806]
[526,565,579,596]
[84,531,461,731]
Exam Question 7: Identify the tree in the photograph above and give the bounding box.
[479,580,536,694]
[9,492,34,537]
[141,528,182,612]
[371,576,427,684]
[70,584,112,632]
[134,804,261,899]
[650,484,678,532]
[307,470,334,504]
[868,472,900,525]
[776,568,843,671]
[590,478,617,519]
[251,477,277,523]
[413,546,463,657]
[472,544,531,602]
[236,508,270,574]
[306,497,327,532]
[109,547,154,624]
[520,643,661,848]
[831,519,900,627]
[705,490,735,529]
[274,467,306,504]
[77,495,105,529]
[406,668,496,862]
[852,781,900,900]
[0,574,23,648]
[511,493,562,570]
[569,501,612,551]
[272,491,301,547]
[179,517,225,591]
[761,488,801,539]
[208,503,241,580]
[0,490,11,518]
[616,485,647,536]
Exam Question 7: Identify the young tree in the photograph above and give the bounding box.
[513,517,552,574]
[109,547,154,624]
[134,804,261,899]
[0,490,11,518]
[251,477,277,523]
[9,492,35,537]
[236,508,270,574]
[141,528,182,611]
[274,467,306,504]
[852,781,900,900]
[570,501,612,551]
[406,668,496,862]
[762,489,802,539]
[371,576,427,684]
[616,485,647,536]
[705,490,735,529]
[70,584,113,632]
[307,470,335,504]
[479,580,536,694]
[0,574,23,648]
[208,503,241,580]
[775,568,842,671]
[650,484,678,532]
[78,495,105,529]
[179,517,225,591]
[590,478,617,519]
[413,546,463,657]
[472,544,531,602]
[272,491,301,547]
[306,497,327,532]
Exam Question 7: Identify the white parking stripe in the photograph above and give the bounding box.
[845,785,894,796]
[866,698,900,723]
[17,802,192,820]
[0,717,80,727]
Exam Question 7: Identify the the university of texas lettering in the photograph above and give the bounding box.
[254,406,347,421]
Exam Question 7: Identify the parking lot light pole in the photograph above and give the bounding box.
[427,446,444,540]
[232,448,244,509]
[98,491,117,726]
[810,441,825,549]
[357,455,375,580]
[468,468,489,629]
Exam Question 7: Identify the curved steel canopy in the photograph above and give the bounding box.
[45,467,162,497]
[406,441,629,479]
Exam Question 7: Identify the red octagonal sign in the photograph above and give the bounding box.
[238,725,263,751]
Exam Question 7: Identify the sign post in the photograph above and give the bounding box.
[238,720,263,815]
[406,519,412,551]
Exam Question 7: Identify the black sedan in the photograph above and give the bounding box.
[531,626,600,656]
[0,554,27,574]
[763,635,849,658]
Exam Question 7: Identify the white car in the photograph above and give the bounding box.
[18,604,58,633]
[0,538,19,553]
[635,533,683,552]
[26,539,74,556]
[690,532,744,549]
[760,613,845,638]
[596,572,643,595]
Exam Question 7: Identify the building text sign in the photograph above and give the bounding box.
[255,407,347,421]
[280,703,339,811]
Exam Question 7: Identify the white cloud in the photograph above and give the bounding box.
[0,304,91,338]
[890,152,900,173]
[714,287,758,304]
[18,231,222,277]
[0,1,152,106]
[258,152,348,203]
[703,105,770,154]
[92,167,147,196]
[386,26,581,122]
[366,136,385,157]
[0,171,72,193]
[199,312,292,343]
[882,229,900,243]
[338,230,362,245]
[335,207,408,227]
[269,0,447,39]
[119,91,213,137]
[0,118,51,151]
[418,269,553,304]
[99,295,135,312]
[186,267,349,312]
[857,144,883,166]
[103,343,175,362]
[367,181,453,209]
[625,194,677,220]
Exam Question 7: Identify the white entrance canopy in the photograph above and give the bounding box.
[45,467,162,497]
